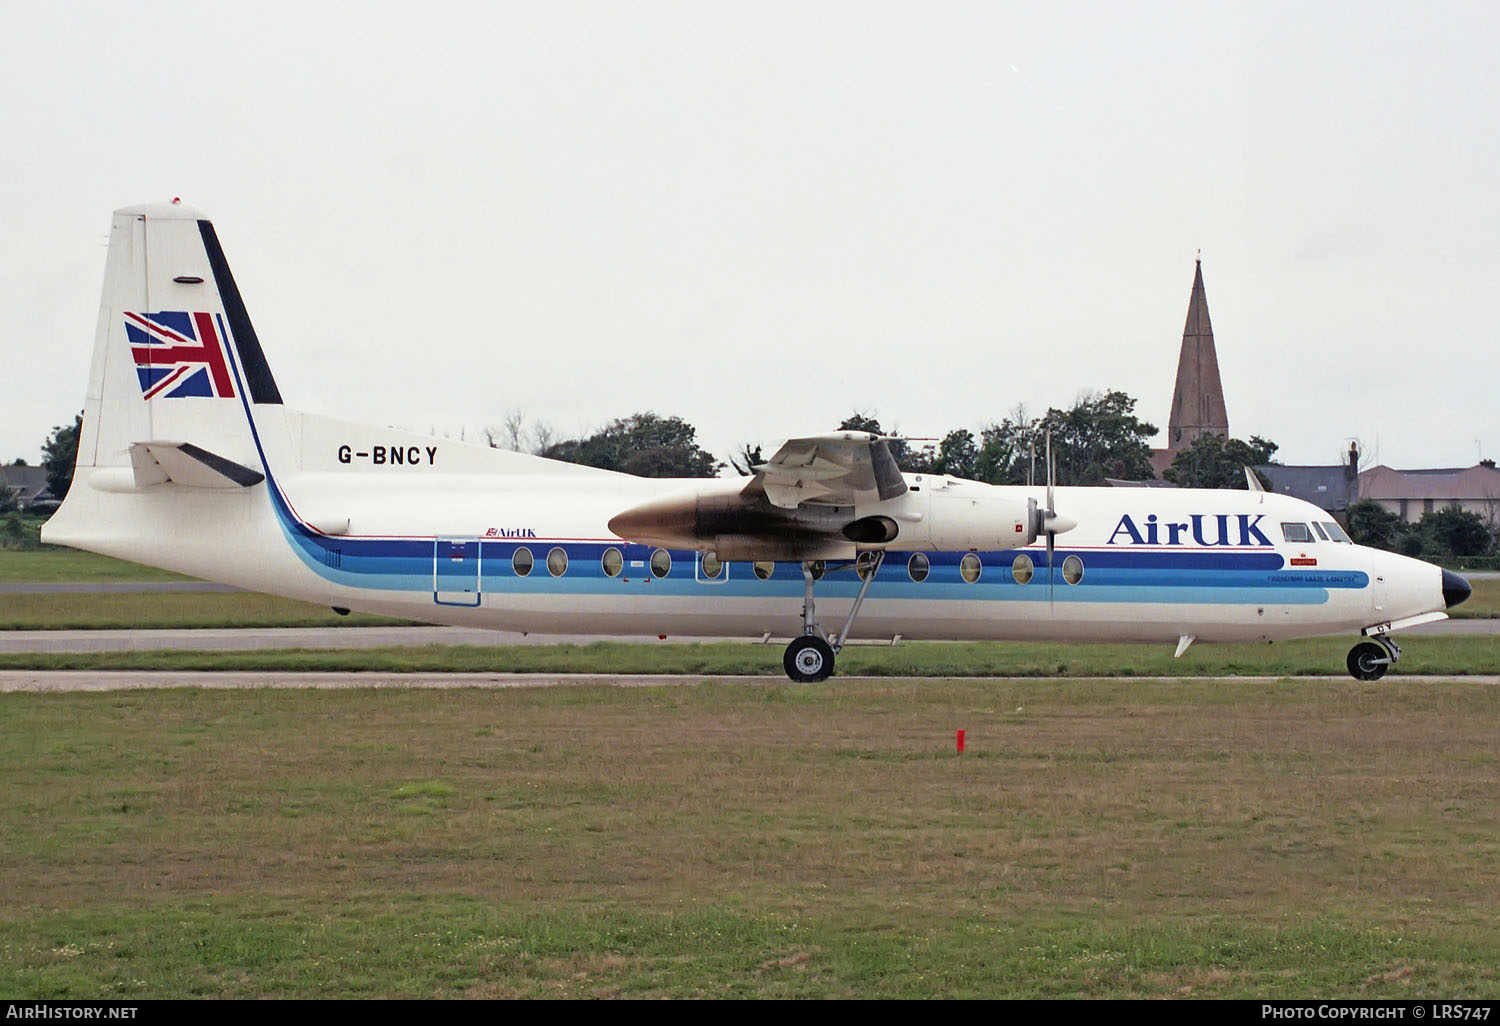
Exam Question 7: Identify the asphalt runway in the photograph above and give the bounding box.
[6,669,1500,693]
[1,617,1495,654]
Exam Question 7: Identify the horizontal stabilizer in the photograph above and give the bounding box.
[129,441,265,489]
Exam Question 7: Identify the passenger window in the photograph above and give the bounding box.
[959,553,982,583]
[1062,555,1084,585]
[546,547,568,577]
[1280,523,1316,544]
[601,547,623,577]
[701,552,723,579]
[1012,553,1034,585]
[856,551,880,581]
[512,547,533,577]
[908,552,930,583]
[753,561,775,580]
[650,548,671,578]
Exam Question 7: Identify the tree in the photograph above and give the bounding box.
[1,511,27,547]
[973,410,1042,485]
[1044,390,1159,485]
[1163,434,1280,489]
[1345,500,1405,550]
[959,392,1159,486]
[1413,506,1493,558]
[42,412,82,503]
[928,428,979,480]
[542,412,722,478]
[730,442,765,477]
[0,479,17,514]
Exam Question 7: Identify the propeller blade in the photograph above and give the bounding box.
[1047,529,1055,609]
[1045,429,1055,518]
[1044,428,1060,608]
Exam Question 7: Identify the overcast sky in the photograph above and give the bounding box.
[5,1,1498,474]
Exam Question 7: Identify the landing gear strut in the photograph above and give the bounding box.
[1347,635,1400,681]
[782,552,885,683]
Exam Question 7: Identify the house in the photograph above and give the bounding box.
[1255,464,1358,516]
[0,465,57,511]
[1253,443,1361,518]
[1358,461,1500,524]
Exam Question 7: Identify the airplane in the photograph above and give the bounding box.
[42,200,1473,683]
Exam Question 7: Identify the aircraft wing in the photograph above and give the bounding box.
[607,432,909,560]
[756,432,908,509]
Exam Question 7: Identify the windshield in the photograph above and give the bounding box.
[1321,521,1352,543]
[1281,522,1316,544]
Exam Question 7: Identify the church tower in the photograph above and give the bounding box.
[1166,259,1229,449]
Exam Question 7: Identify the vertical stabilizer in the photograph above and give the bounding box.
[78,200,281,475]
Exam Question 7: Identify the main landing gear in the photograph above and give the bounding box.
[1347,635,1400,681]
[783,552,885,683]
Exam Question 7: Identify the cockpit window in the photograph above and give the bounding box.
[1312,522,1329,541]
[1281,522,1316,544]
[1321,521,1352,543]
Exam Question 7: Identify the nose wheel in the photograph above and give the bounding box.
[1347,636,1399,681]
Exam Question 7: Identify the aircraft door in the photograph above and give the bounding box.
[1370,555,1390,624]
[434,537,482,607]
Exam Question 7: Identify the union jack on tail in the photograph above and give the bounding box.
[124,310,236,400]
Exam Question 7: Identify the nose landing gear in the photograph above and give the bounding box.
[1347,635,1400,681]
[782,552,886,683]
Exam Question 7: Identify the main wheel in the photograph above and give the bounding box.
[783,636,836,683]
[1347,641,1389,681]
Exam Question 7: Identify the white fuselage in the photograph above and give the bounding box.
[44,406,1447,647]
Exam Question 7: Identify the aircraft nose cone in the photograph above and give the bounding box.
[1442,569,1472,609]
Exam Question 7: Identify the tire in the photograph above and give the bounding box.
[1347,641,1389,682]
[783,636,836,683]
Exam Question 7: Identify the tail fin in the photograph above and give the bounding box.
[76,200,281,476]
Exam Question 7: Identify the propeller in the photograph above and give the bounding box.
[1038,429,1078,607]
[1046,431,1055,607]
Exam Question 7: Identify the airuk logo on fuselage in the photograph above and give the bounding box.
[1108,513,1274,547]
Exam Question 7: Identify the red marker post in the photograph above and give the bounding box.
[956,728,965,754]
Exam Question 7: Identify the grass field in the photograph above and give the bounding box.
[0,591,412,630]
[2,678,1498,998]
[0,548,192,583]
[1,634,1499,677]
[1453,574,1500,618]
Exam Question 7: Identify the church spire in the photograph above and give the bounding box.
[1167,258,1229,449]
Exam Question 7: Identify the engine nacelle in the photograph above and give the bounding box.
[900,486,1038,552]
